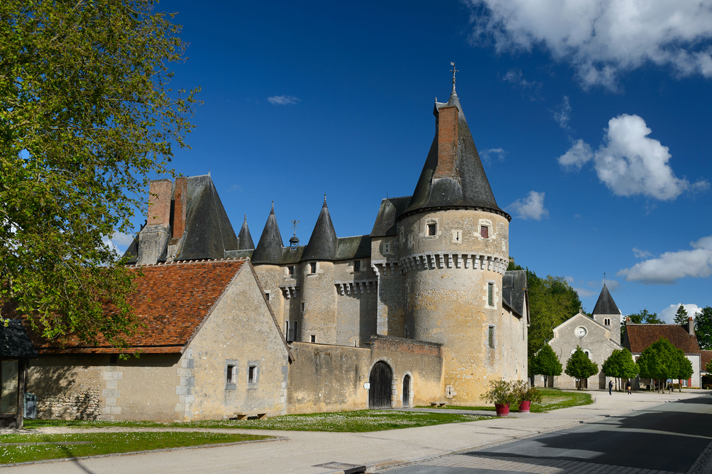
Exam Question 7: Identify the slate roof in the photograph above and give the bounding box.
[624,323,700,354]
[303,199,338,261]
[26,260,249,354]
[124,175,238,263]
[404,91,509,219]
[0,319,38,358]
[592,284,621,315]
[502,270,528,321]
[237,216,255,250]
[371,196,412,237]
[251,204,284,265]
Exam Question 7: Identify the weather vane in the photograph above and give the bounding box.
[291,219,299,237]
[450,61,459,95]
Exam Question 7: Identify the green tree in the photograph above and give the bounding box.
[0,0,199,347]
[531,344,562,387]
[673,305,689,325]
[602,349,639,390]
[565,346,599,390]
[695,307,712,350]
[636,338,679,393]
[705,360,712,374]
[672,350,693,392]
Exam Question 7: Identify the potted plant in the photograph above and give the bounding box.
[512,381,542,413]
[481,380,516,417]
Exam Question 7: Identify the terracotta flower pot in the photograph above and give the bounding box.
[495,403,510,417]
[518,400,531,413]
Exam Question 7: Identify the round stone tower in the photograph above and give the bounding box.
[398,78,514,403]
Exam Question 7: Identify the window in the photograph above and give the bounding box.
[264,291,270,301]
[480,226,489,239]
[248,365,257,384]
[452,230,462,243]
[285,321,298,342]
[353,260,361,272]
[310,335,316,343]
[427,223,436,236]
[487,282,494,306]
[488,326,495,349]
[604,318,611,326]
[408,234,414,246]
[399,228,404,243]
[301,302,305,313]
[225,360,238,389]
[288,266,295,277]
[226,365,235,384]
[309,262,317,274]
[383,242,391,254]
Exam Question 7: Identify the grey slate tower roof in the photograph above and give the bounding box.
[592,284,621,315]
[237,215,255,250]
[0,319,38,358]
[404,89,509,220]
[502,270,529,321]
[303,196,338,261]
[123,175,238,263]
[251,203,284,265]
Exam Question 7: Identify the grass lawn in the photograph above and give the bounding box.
[0,432,271,465]
[26,410,487,433]
[417,388,594,413]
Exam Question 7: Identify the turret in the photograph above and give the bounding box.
[237,215,255,250]
[252,202,283,265]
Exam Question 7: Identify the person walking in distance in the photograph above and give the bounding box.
[626,380,632,395]
[609,380,613,395]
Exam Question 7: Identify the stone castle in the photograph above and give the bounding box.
[118,76,529,411]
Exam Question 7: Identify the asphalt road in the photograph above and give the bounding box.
[386,395,712,474]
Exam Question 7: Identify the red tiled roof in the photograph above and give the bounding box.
[701,350,712,371]
[625,323,700,354]
[28,259,247,354]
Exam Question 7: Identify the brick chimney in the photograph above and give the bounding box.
[172,177,187,240]
[433,106,458,179]
[147,179,172,227]
[689,316,695,336]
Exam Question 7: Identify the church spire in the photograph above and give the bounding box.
[592,284,621,315]
[252,202,284,264]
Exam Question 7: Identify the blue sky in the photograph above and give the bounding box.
[114,0,712,322]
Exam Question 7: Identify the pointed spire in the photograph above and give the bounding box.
[303,196,337,261]
[592,284,621,315]
[252,203,284,264]
[237,214,255,250]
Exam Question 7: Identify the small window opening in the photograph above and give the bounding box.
[604,318,611,326]
[427,223,436,236]
[309,262,317,274]
[487,282,494,306]
[226,365,235,384]
[310,335,316,343]
[301,302,305,313]
[384,242,391,253]
[354,260,361,272]
[248,366,257,384]
[488,326,495,349]
[288,266,295,276]
[481,226,489,239]
[264,291,270,301]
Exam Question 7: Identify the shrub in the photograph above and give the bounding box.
[481,380,517,406]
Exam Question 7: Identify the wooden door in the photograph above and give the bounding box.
[369,362,392,409]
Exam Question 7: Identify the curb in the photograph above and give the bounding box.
[0,435,288,469]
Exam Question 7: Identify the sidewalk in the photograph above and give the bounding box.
[4,390,709,474]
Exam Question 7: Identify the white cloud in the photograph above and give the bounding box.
[507,191,549,220]
[558,114,709,200]
[552,96,572,129]
[481,148,507,164]
[501,69,542,97]
[102,231,134,254]
[659,303,703,323]
[466,0,712,89]
[564,276,575,284]
[573,287,596,298]
[618,235,712,284]
[267,95,301,105]
[633,247,652,259]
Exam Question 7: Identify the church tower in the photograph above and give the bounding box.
[397,67,517,403]
[592,284,622,345]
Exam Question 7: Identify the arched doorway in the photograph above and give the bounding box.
[402,374,411,408]
[369,361,393,409]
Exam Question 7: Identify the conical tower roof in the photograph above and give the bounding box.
[237,215,255,250]
[404,84,508,220]
[251,203,283,264]
[303,196,337,261]
[592,284,621,315]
